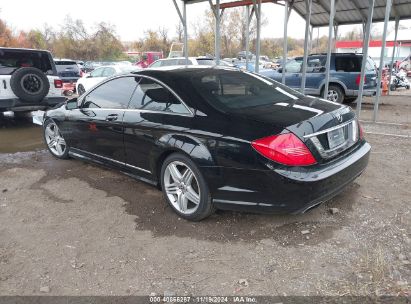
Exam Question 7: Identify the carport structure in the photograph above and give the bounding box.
[173,0,411,121]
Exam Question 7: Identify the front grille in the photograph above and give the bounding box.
[304,120,359,159]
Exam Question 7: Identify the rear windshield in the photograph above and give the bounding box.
[0,49,54,75]
[191,70,304,113]
[55,60,77,65]
[55,61,80,73]
[335,56,362,72]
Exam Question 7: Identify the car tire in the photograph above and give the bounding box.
[390,84,396,91]
[326,85,344,103]
[77,84,86,96]
[43,119,70,159]
[10,67,50,103]
[160,153,215,221]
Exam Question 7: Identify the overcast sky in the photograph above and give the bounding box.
[1,0,410,42]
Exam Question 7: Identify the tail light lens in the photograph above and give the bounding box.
[251,133,317,166]
[355,74,366,86]
[54,79,63,88]
[358,121,364,139]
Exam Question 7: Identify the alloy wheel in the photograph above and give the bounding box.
[327,89,339,102]
[163,161,201,215]
[20,74,43,95]
[45,122,67,156]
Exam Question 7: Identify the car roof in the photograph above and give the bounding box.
[54,59,78,63]
[156,57,214,61]
[133,65,240,77]
[0,47,51,53]
[97,65,118,69]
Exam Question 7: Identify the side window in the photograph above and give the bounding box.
[307,57,326,73]
[161,59,178,67]
[150,60,162,68]
[82,77,138,109]
[0,50,52,75]
[90,67,104,77]
[177,58,192,65]
[285,59,302,73]
[102,67,116,77]
[366,58,376,72]
[335,56,361,72]
[128,78,190,114]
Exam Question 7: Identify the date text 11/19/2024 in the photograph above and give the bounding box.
[149,296,257,303]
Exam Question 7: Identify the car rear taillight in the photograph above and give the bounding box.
[358,121,364,139]
[251,133,317,166]
[54,79,63,88]
[355,74,366,86]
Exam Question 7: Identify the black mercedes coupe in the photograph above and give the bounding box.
[42,66,370,221]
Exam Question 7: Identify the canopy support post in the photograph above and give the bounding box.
[173,0,188,58]
[388,16,400,96]
[373,0,392,122]
[333,25,339,51]
[282,0,289,84]
[301,0,312,93]
[356,0,375,118]
[323,0,335,100]
[215,0,221,64]
[253,0,262,73]
[246,5,251,71]
[309,26,313,54]
[183,1,188,59]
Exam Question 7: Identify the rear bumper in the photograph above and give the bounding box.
[346,89,376,97]
[0,97,66,111]
[59,77,80,83]
[207,141,371,214]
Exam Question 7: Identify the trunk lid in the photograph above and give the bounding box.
[234,95,359,161]
[234,95,352,129]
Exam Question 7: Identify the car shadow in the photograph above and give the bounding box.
[1,142,359,246]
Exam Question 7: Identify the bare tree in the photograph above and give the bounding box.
[175,23,184,42]
[159,26,169,45]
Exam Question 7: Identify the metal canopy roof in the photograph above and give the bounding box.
[292,0,411,27]
[182,0,411,27]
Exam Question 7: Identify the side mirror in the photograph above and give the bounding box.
[278,67,283,73]
[66,98,78,110]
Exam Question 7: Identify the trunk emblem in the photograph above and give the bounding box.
[335,112,343,123]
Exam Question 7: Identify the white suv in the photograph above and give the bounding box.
[0,48,65,113]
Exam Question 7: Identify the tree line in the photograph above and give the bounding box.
[1,8,382,61]
[1,16,125,61]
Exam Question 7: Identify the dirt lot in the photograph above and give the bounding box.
[0,95,410,297]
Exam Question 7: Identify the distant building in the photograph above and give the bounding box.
[336,29,411,64]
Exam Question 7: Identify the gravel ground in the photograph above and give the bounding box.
[0,95,410,296]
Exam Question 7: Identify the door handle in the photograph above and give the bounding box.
[105,114,118,121]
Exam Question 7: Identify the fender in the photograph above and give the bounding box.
[319,77,348,94]
[149,133,216,180]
